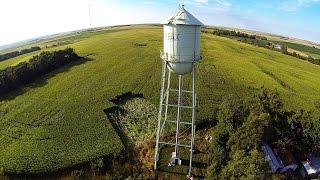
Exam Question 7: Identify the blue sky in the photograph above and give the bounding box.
[0,0,319,46]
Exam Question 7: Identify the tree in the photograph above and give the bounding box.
[227,112,269,153]
[0,48,80,95]
[219,150,268,180]
[216,97,249,133]
[207,88,320,179]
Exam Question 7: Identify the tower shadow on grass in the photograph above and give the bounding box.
[109,92,144,105]
[104,106,131,147]
[103,92,145,148]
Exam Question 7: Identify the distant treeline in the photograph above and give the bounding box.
[283,49,320,65]
[203,28,320,66]
[0,48,80,96]
[0,46,41,61]
[204,29,268,40]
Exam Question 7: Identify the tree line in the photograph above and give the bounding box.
[207,89,320,179]
[203,29,267,40]
[0,46,41,61]
[203,28,320,66]
[282,48,320,65]
[0,48,80,96]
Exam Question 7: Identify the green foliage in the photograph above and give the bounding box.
[0,27,319,174]
[216,97,250,132]
[272,40,320,58]
[219,150,268,180]
[71,169,85,179]
[0,167,5,176]
[227,112,269,152]
[203,28,266,40]
[207,139,229,179]
[118,98,158,144]
[203,28,320,66]
[90,158,105,173]
[207,89,320,179]
[298,112,320,151]
[245,149,269,179]
[203,28,270,49]
[0,48,80,95]
[0,46,40,62]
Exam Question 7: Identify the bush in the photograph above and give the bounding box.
[90,158,105,173]
[0,48,80,95]
[109,97,158,145]
[0,167,4,176]
[71,169,85,179]
[0,46,41,61]
[207,89,319,179]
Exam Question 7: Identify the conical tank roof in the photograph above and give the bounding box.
[163,5,204,26]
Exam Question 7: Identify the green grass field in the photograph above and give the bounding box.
[0,26,320,173]
[273,40,320,58]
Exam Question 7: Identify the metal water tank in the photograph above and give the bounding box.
[162,5,203,75]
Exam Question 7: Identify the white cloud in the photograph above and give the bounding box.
[212,0,232,11]
[194,0,209,5]
[143,1,158,5]
[183,0,231,12]
[279,0,320,12]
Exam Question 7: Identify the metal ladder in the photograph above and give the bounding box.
[154,60,197,177]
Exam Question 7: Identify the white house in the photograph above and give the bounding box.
[301,156,320,178]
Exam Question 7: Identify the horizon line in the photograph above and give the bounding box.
[0,23,319,51]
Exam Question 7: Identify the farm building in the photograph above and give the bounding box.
[274,44,283,50]
[262,144,283,173]
[262,144,298,173]
[300,156,320,178]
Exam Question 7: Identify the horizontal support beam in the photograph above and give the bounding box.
[158,141,191,148]
[169,89,193,93]
[162,104,194,109]
[166,120,192,125]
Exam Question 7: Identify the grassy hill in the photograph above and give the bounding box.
[273,40,320,58]
[0,26,320,173]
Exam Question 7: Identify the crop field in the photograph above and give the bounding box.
[273,40,320,58]
[0,26,320,173]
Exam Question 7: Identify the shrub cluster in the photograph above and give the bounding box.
[90,158,105,173]
[203,29,267,40]
[0,46,41,61]
[207,89,320,179]
[108,97,158,145]
[285,50,320,65]
[0,48,80,95]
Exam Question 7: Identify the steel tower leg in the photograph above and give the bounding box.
[155,60,197,176]
[188,63,196,177]
[160,71,171,135]
[174,75,183,155]
[154,60,167,170]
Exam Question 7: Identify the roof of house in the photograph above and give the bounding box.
[302,156,320,175]
[262,144,284,172]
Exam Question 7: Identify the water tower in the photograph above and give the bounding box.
[154,5,203,176]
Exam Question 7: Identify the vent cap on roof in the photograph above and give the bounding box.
[163,5,204,26]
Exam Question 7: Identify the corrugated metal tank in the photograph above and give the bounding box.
[162,5,203,75]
